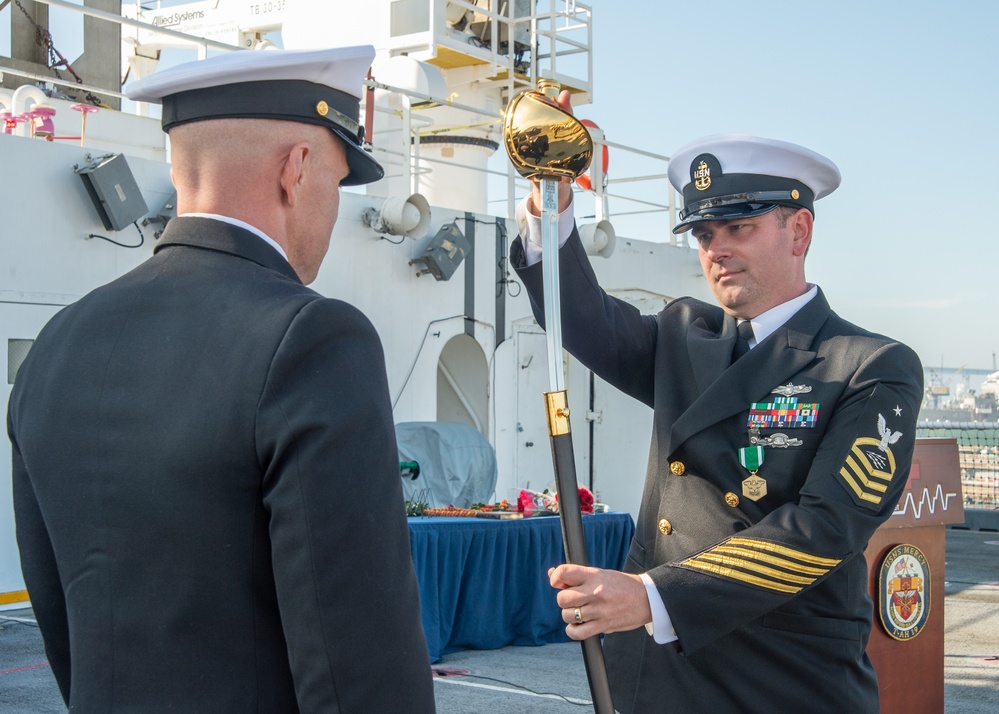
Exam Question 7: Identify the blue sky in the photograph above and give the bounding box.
[584,1,999,375]
[3,0,995,373]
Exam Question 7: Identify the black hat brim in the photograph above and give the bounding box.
[672,203,779,234]
[332,125,384,186]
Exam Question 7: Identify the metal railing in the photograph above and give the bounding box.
[918,422,999,508]
[13,0,242,56]
[1,0,686,242]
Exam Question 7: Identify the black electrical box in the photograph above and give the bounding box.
[412,223,472,281]
[76,153,148,232]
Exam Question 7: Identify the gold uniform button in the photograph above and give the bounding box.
[658,518,673,535]
[724,492,740,507]
[669,461,685,476]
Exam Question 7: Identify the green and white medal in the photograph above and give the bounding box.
[738,445,767,501]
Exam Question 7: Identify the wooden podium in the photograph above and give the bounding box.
[864,438,964,712]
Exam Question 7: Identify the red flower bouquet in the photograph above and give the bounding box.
[551,486,595,514]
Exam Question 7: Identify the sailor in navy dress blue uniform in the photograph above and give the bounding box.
[9,47,436,713]
[512,129,923,713]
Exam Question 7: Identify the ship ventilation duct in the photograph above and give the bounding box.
[371,56,448,109]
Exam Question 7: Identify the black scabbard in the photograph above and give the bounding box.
[546,391,615,713]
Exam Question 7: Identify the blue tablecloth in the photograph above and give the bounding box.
[408,512,635,662]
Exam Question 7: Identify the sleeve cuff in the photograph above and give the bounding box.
[515,192,575,267]
[640,572,678,644]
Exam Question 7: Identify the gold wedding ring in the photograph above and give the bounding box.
[574,607,584,625]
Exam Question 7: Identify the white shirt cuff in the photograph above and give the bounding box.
[640,572,678,644]
[516,192,576,267]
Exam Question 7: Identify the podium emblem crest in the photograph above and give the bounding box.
[878,543,929,641]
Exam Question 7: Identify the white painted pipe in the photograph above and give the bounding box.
[12,85,49,137]
[0,89,13,135]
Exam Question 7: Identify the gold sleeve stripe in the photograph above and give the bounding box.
[708,545,830,576]
[689,552,817,586]
[840,467,884,504]
[679,537,841,593]
[684,560,802,594]
[725,537,841,567]
[844,454,890,490]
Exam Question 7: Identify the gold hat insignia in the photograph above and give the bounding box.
[693,160,711,191]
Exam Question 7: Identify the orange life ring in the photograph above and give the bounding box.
[576,119,609,192]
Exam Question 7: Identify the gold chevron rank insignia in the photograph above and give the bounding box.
[839,412,900,510]
[680,537,840,594]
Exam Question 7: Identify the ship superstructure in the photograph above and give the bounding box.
[0,0,708,608]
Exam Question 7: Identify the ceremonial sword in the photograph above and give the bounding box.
[504,79,614,714]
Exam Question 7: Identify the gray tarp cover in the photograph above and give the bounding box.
[396,422,498,508]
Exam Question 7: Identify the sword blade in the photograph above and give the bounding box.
[540,177,565,392]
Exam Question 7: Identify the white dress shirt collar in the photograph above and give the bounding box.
[741,284,818,348]
[181,212,289,262]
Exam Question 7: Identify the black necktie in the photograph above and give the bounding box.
[732,320,755,362]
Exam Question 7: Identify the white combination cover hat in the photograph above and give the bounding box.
[126,46,383,186]
[667,135,841,233]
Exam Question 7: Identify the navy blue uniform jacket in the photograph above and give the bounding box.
[514,228,923,713]
[9,217,436,713]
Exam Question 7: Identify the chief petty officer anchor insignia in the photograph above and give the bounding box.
[737,384,820,501]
